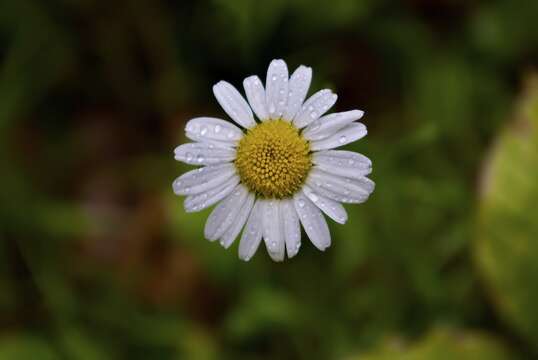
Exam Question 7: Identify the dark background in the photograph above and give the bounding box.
[1,0,538,359]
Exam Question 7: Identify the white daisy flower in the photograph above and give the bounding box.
[173,59,374,262]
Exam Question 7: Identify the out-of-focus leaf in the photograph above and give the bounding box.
[475,75,538,349]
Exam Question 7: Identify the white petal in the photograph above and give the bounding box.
[282,65,312,121]
[303,110,364,141]
[174,143,236,165]
[293,89,337,129]
[306,168,375,203]
[302,185,348,224]
[238,200,264,261]
[310,123,367,151]
[183,175,239,213]
[213,81,256,129]
[185,117,243,146]
[262,199,285,262]
[293,192,331,251]
[173,163,236,196]
[280,199,301,258]
[204,184,249,241]
[219,192,255,249]
[312,150,372,179]
[243,75,268,121]
[265,59,289,119]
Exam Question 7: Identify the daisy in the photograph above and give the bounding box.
[173,59,374,261]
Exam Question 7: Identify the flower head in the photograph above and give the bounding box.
[173,59,374,261]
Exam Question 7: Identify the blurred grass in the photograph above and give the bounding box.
[1,0,537,359]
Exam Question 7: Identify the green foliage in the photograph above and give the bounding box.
[475,77,538,350]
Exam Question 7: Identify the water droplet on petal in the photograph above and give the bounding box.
[298,199,306,208]
[186,123,196,132]
[310,121,321,131]
[339,135,347,144]
[200,127,208,136]
[214,124,221,133]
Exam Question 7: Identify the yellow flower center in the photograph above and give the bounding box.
[235,120,312,199]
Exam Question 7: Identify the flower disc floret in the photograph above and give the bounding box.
[235,120,311,198]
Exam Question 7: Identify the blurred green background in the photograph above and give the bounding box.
[1,0,538,359]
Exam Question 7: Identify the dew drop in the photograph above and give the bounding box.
[186,123,196,132]
[214,124,221,133]
[339,135,347,144]
[196,154,204,163]
[298,199,306,208]
[200,127,208,136]
[272,75,277,81]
